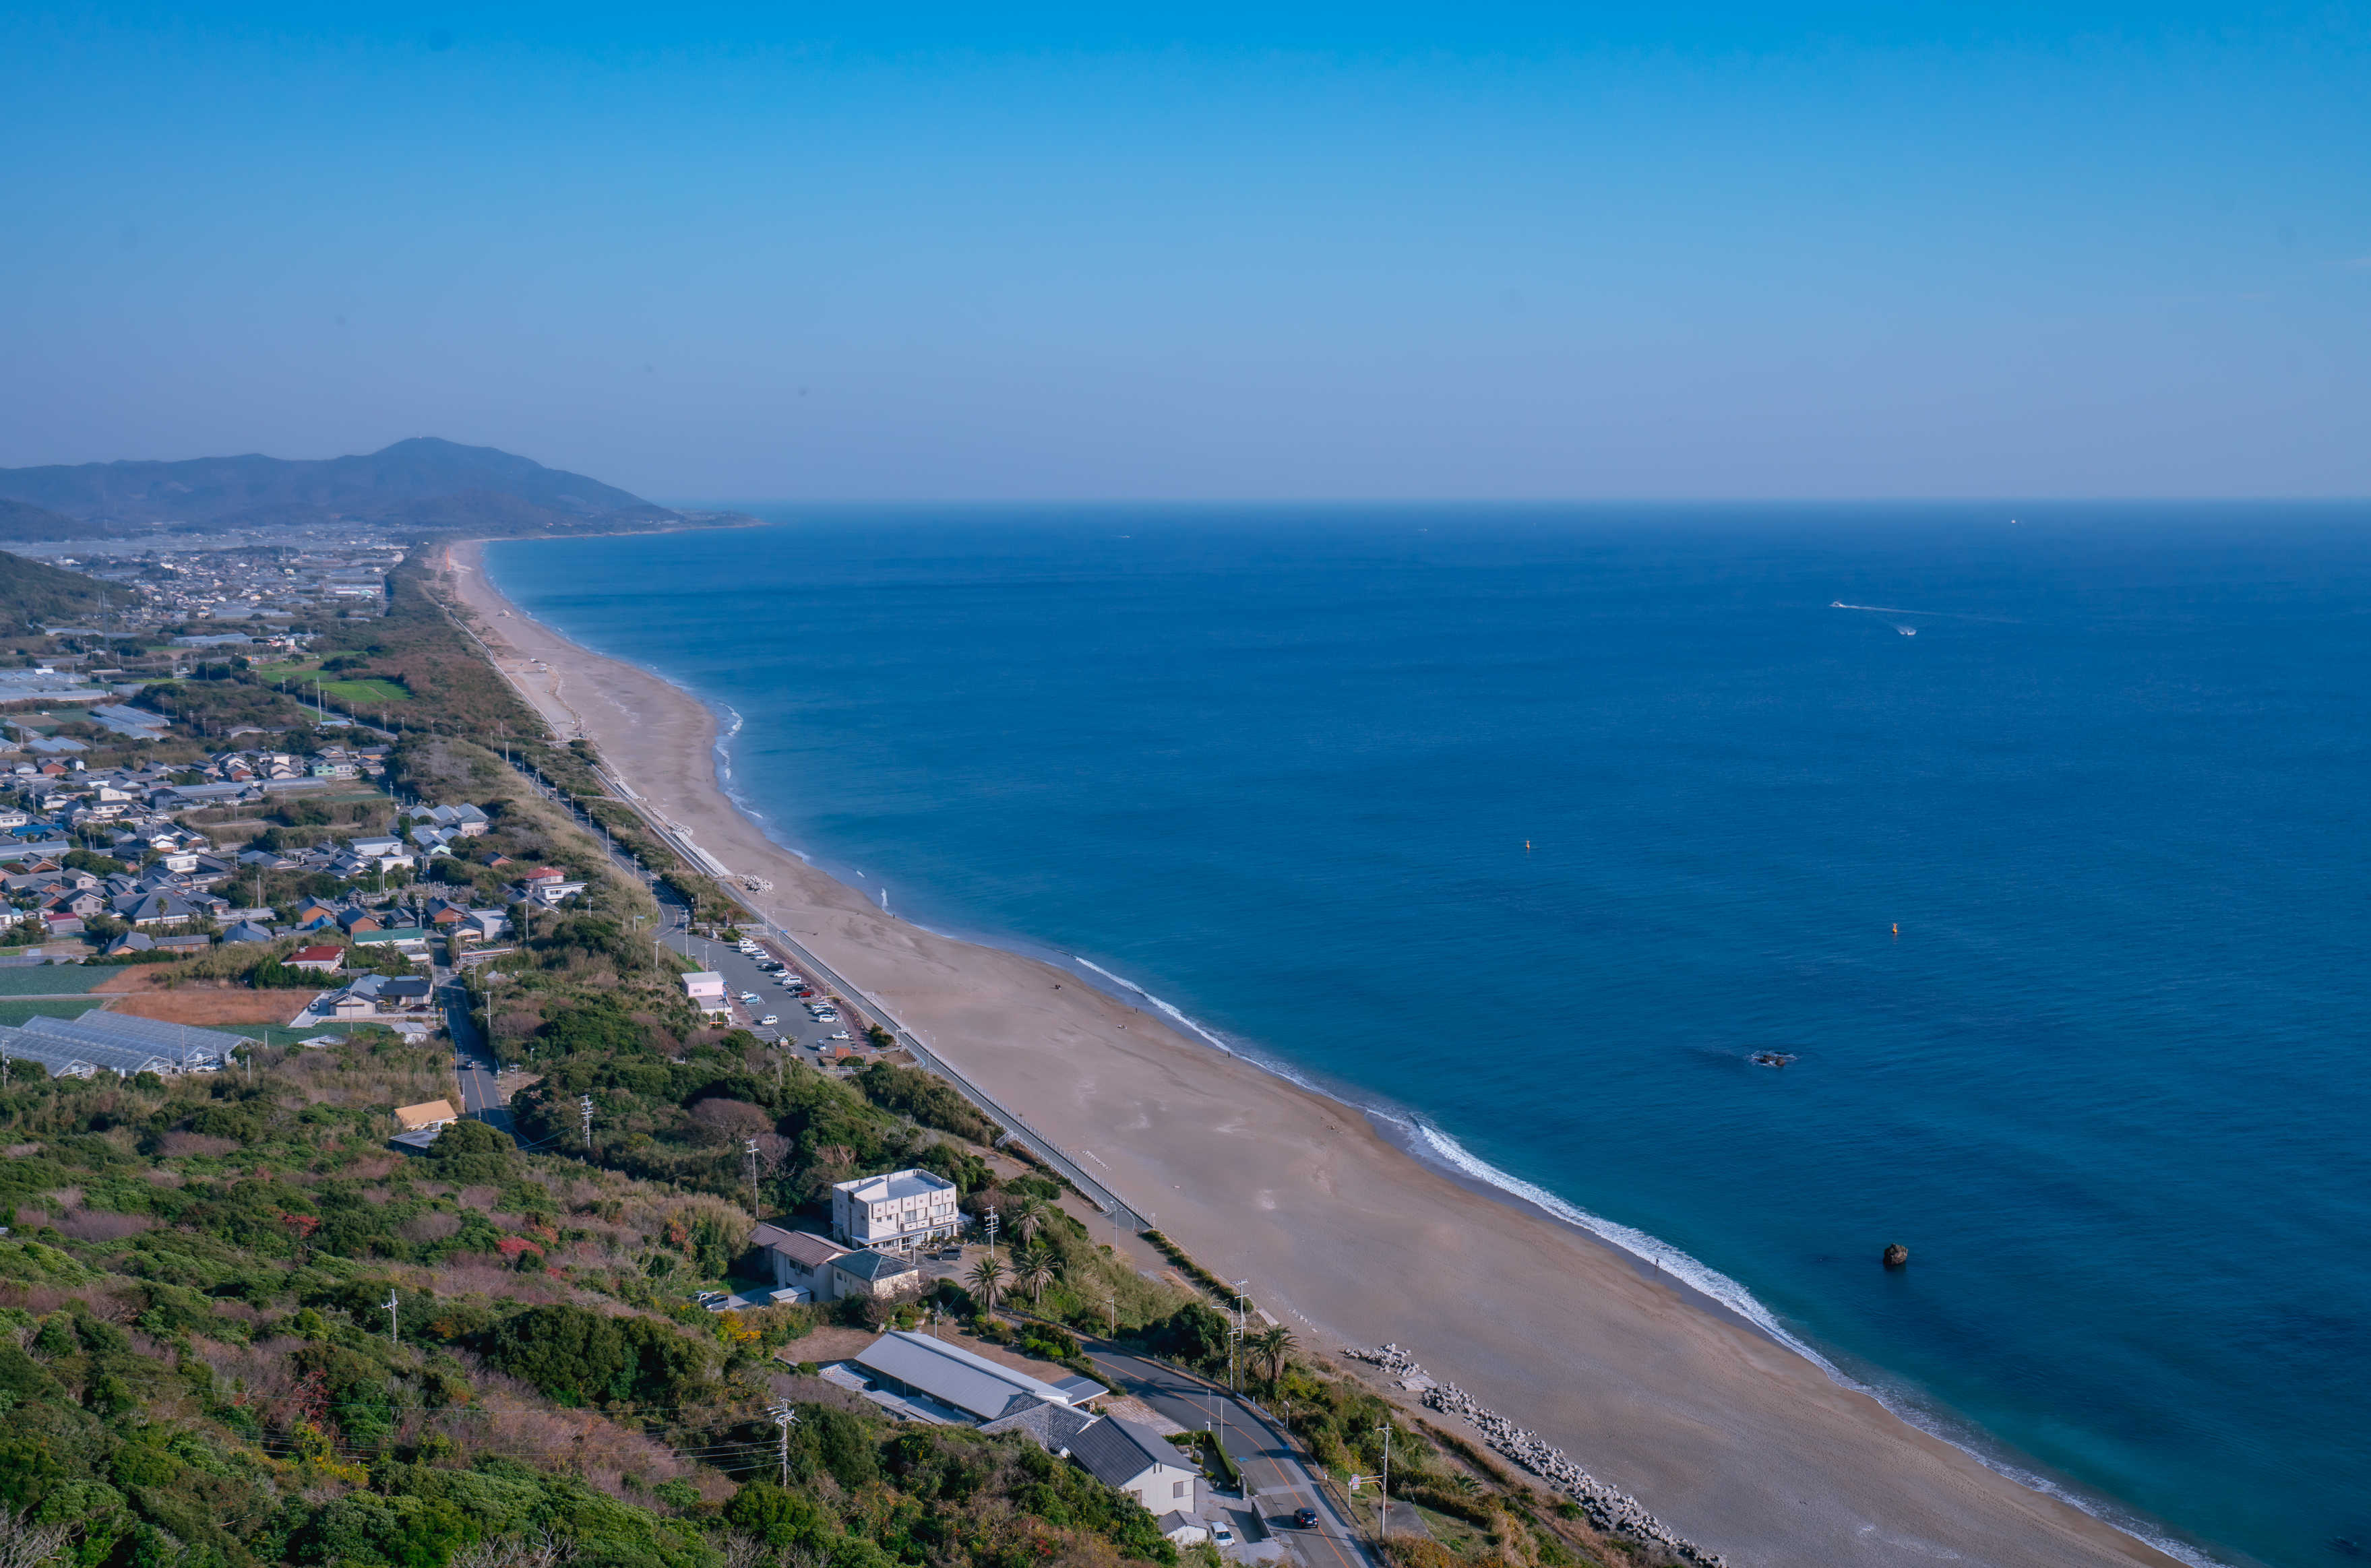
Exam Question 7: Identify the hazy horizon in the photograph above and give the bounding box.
[3,3,2366,501]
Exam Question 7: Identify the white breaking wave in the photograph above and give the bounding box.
[1072,958,1236,1055]
[712,705,745,782]
[1397,1119,2234,1568]
[1404,1119,1828,1362]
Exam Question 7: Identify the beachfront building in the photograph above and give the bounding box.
[830,1168,962,1253]
[683,971,730,1023]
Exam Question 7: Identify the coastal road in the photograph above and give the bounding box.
[1086,1347,1380,1568]
[441,970,513,1133]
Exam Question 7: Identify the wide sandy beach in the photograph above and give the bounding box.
[445,538,2184,1568]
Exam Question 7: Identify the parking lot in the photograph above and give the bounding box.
[664,919,877,1070]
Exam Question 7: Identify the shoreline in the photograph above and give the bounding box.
[444,534,2195,1568]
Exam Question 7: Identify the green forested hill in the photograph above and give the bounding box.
[0,499,115,543]
[0,548,113,633]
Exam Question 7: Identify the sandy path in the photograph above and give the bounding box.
[443,540,2183,1568]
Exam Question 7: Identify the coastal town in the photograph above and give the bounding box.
[0,533,1570,1568]
[0,488,2176,1568]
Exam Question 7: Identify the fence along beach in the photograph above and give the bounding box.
[445,537,2184,1568]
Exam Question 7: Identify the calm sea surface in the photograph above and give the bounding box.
[487,507,2371,1567]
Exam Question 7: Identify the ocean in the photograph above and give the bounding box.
[485,505,2371,1568]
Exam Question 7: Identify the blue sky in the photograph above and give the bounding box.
[2,3,2366,499]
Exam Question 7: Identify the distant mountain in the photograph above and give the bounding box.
[0,551,113,633]
[0,437,698,535]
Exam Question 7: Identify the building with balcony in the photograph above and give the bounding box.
[830,1167,962,1253]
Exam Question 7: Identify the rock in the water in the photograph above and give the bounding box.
[1882,1243,1910,1268]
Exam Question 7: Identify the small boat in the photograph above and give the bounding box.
[1750,1051,1797,1069]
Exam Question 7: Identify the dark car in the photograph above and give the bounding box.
[1291,1508,1319,1530]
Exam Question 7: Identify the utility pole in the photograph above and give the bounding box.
[1376,1422,1393,1539]
[985,1205,999,1261]
[768,1400,797,1487]
[578,1094,594,1150]
[744,1138,762,1216]
[383,1289,400,1348]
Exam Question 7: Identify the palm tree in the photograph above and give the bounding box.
[1012,1198,1048,1247]
[966,1254,1007,1315]
[1252,1325,1296,1388]
[1012,1243,1056,1305]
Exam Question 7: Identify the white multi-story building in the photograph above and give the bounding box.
[831,1168,962,1253]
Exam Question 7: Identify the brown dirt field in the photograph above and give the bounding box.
[102,991,319,1026]
[91,967,216,993]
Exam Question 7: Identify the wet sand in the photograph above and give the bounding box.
[443,538,2184,1568]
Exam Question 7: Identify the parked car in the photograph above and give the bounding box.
[825,1031,851,1042]
[1291,1509,1318,1530]
[739,991,760,1003]
[759,1014,778,1026]
[1211,1525,1235,1548]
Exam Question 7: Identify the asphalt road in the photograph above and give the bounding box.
[442,970,512,1133]
[1087,1347,1379,1568]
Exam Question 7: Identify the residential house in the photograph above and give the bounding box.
[115,893,196,933]
[830,1168,963,1253]
[346,974,433,1011]
[749,1224,849,1300]
[1066,1416,1201,1517]
[336,907,383,935]
[291,900,340,930]
[825,1249,923,1304]
[220,920,274,944]
[393,1100,458,1133]
[288,944,345,974]
[515,867,588,906]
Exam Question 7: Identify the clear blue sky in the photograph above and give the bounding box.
[2,3,2365,499]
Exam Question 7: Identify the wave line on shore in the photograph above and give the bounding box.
[1072,958,1236,1055]
[1399,1119,2234,1568]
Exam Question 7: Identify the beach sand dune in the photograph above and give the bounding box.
[447,540,2183,1568]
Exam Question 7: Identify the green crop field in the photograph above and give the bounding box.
[321,677,410,703]
[0,998,104,1026]
[0,964,123,996]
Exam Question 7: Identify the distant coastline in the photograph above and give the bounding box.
[448,532,2195,1568]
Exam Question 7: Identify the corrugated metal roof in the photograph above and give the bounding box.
[853,1329,1072,1423]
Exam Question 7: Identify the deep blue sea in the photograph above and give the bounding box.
[487,507,2371,1568]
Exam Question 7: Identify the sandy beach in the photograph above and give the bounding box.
[445,538,2184,1568]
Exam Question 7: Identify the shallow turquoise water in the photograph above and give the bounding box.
[489,506,2371,1567]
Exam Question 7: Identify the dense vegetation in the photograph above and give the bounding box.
[0,1046,1197,1568]
[0,548,117,635]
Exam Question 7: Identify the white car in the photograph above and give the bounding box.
[739,991,760,1003]
[825,1031,851,1042]
[759,1014,778,1026]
